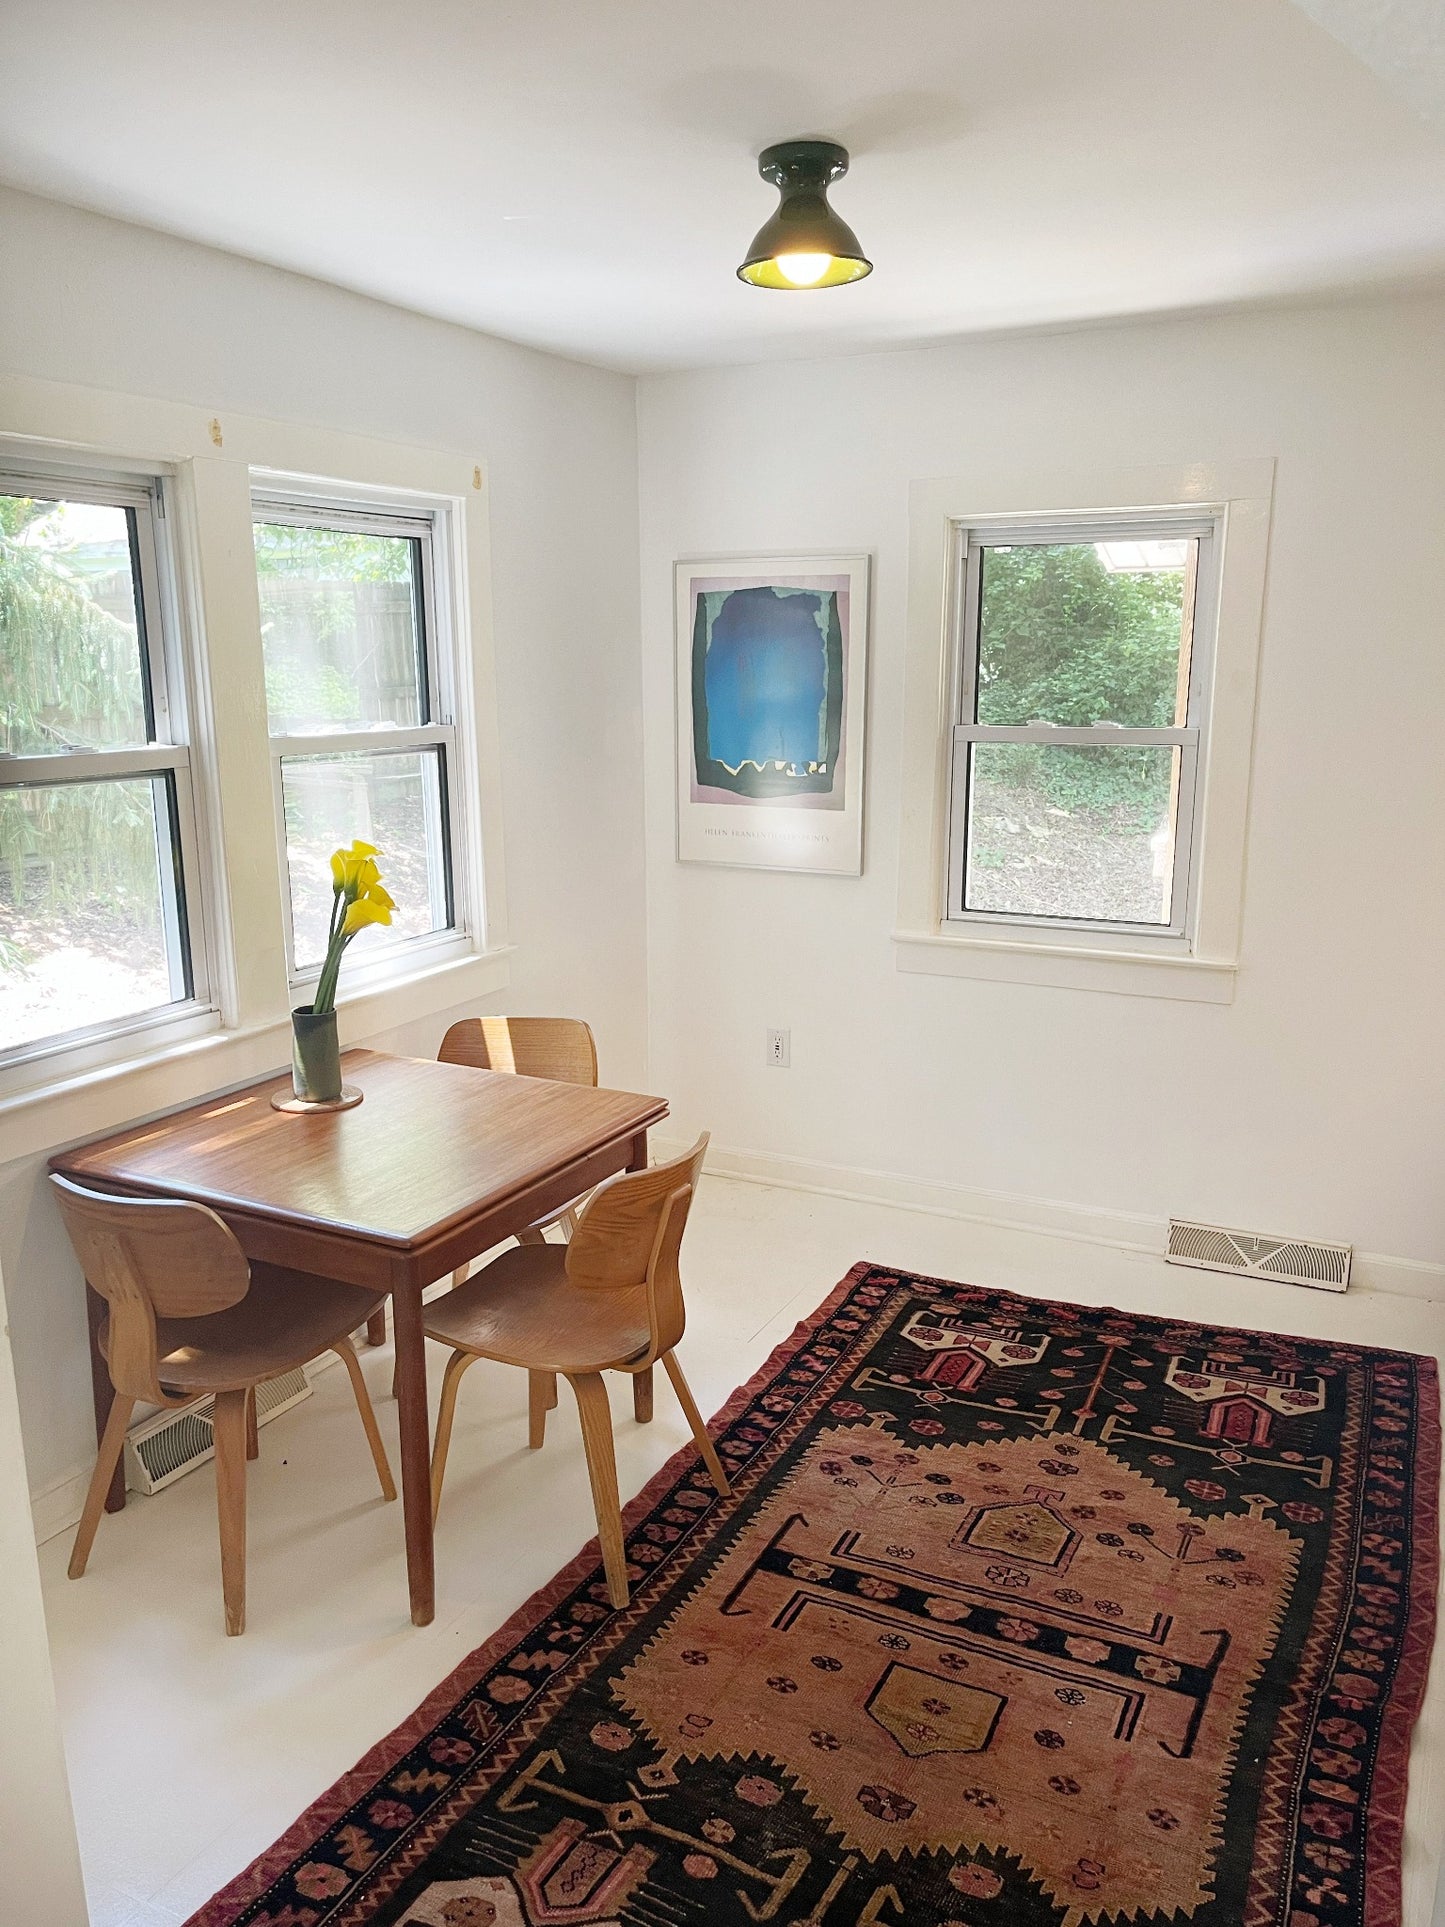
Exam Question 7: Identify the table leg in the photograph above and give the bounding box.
[86,1283,126,1515]
[391,1282,435,1627]
[625,1131,655,1422]
[365,1308,387,1347]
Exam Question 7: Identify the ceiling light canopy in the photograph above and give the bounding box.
[737,140,872,291]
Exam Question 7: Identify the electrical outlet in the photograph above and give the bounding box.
[766,1027,791,1068]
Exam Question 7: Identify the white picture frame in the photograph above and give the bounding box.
[674,553,870,874]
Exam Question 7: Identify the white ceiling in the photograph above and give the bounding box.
[1291,0,1445,136]
[2,0,1444,373]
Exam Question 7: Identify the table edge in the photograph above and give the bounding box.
[48,1093,670,1252]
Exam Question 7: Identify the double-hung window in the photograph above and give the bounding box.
[948,512,1220,939]
[252,489,464,992]
[0,461,210,1067]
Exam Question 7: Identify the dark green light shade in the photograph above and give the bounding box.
[737,139,872,290]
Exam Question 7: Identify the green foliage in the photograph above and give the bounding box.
[978,544,1184,814]
[1,498,145,755]
[252,522,411,583]
[263,657,359,727]
[980,739,1169,822]
[0,780,161,932]
[1,496,158,928]
[253,522,414,730]
[0,496,38,538]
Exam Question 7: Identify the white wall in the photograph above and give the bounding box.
[637,294,1445,1274]
[0,187,648,1503]
[0,1246,88,1923]
[5,186,1444,1523]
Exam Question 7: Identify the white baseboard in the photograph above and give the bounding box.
[30,1465,96,1550]
[655,1135,1445,1307]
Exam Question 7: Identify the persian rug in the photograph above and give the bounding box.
[190,1264,1439,1927]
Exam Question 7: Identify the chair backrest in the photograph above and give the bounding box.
[566,1134,709,1360]
[50,1175,251,1404]
[438,1016,598,1088]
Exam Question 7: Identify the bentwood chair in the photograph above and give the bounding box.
[438,1015,598,1248]
[424,1134,727,1608]
[52,1174,396,1636]
[434,1016,602,1422]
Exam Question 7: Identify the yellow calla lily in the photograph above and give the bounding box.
[341,894,393,936]
[328,841,386,900]
[315,840,394,1014]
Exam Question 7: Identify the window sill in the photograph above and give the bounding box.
[891,929,1236,1003]
[288,930,480,1012]
[332,941,513,1041]
[0,943,513,1167]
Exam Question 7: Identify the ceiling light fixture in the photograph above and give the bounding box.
[737,140,872,291]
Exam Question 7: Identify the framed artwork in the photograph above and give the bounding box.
[674,553,870,873]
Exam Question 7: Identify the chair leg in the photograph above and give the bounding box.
[632,1367,654,1424]
[68,1393,135,1580]
[529,1369,557,1449]
[430,1349,482,1525]
[568,1373,629,1609]
[518,1211,582,1248]
[331,1341,397,1502]
[212,1389,249,1636]
[245,1386,259,1461]
[662,1352,731,1497]
[450,1264,469,1290]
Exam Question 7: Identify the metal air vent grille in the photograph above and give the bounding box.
[1167,1219,1351,1293]
[123,1366,313,1495]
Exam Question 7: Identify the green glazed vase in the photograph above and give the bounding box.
[290,1005,343,1103]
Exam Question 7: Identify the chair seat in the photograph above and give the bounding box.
[423,1243,651,1373]
[103,1264,387,1395]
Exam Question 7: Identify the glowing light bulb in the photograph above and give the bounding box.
[776,252,833,287]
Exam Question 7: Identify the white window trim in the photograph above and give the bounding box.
[946,508,1219,945]
[251,479,474,996]
[0,452,223,1080]
[0,378,512,1156]
[894,459,1275,1003]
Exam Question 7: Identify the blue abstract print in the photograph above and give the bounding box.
[691,583,845,804]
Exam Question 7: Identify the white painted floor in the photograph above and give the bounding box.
[36,1175,1445,1927]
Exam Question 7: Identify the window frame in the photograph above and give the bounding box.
[893,459,1274,1004]
[945,509,1221,944]
[0,455,217,1077]
[250,483,471,1000]
[0,383,513,1152]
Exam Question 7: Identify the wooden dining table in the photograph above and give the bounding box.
[49,1048,668,1626]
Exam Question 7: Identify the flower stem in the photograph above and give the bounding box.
[313,931,349,1016]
